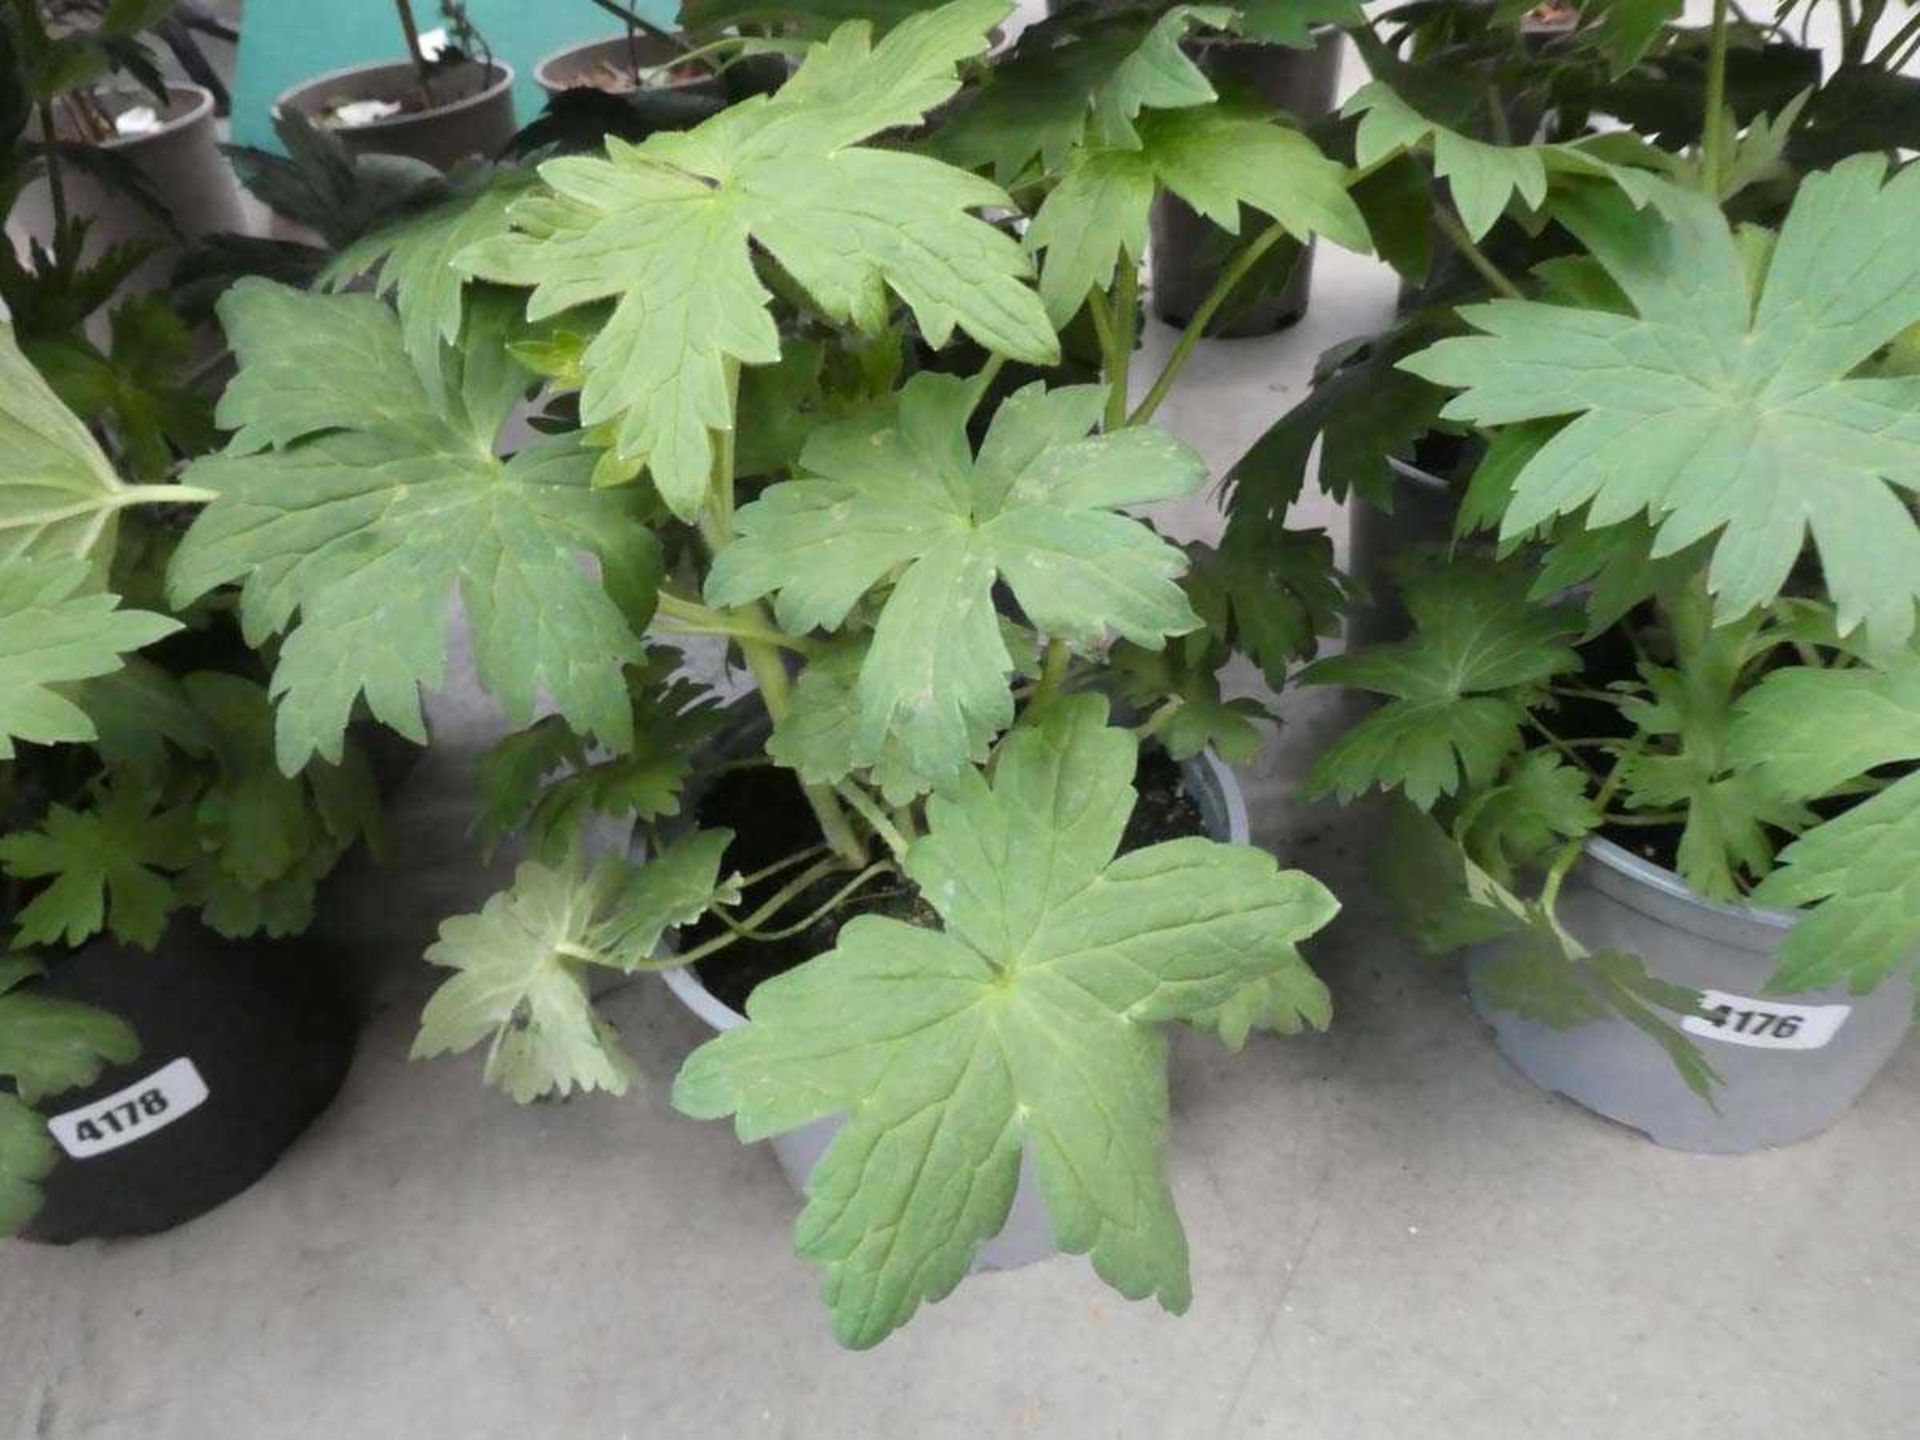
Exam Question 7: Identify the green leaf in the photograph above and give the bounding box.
[1224,321,1450,523]
[1374,804,1717,1096]
[1235,0,1364,48]
[1029,105,1366,326]
[932,4,1227,183]
[674,695,1337,1348]
[0,559,180,760]
[0,959,139,1107]
[1586,0,1683,75]
[1616,629,1813,903]
[0,1093,56,1236]
[1299,557,1582,807]
[1460,751,1598,887]
[169,280,655,773]
[709,374,1205,794]
[171,671,381,937]
[1187,530,1346,689]
[1186,956,1332,1052]
[1,322,136,570]
[1736,660,1920,992]
[457,0,1057,519]
[0,779,195,949]
[414,833,739,1102]
[1342,81,1547,241]
[1402,161,1920,655]
[475,659,722,861]
[324,168,536,391]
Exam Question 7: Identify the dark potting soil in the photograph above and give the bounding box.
[686,748,1209,1015]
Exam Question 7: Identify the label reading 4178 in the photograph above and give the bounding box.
[1681,990,1851,1052]
[46,1057,209,1159]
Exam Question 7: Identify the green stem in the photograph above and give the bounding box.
[1130,221,1291,427]
[733,843,831,889]
[968,354,1007,417]
[1104,261,1139,431]
[1086,286,1122,388]
[664,856,849,966]
[1031,638,1072,709]
[1603,810,1688,827]
[1432,204,1523,300]
[654,589,816,654]
[1542,733,1648,912]
[831,782,911,859]
[714,863,896,942]
[1526,716,1603,782]
[1700,0,1733,196]
[698,368,866,869]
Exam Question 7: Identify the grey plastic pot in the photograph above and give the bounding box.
[13,83,246,304]
[1148,30,1344,338]
[1470,837,1915,1153]
[661,745,1249,1270]
[534,35,722,100]
[275,60,516,171]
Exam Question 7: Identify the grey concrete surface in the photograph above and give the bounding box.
[7,105,1920,1439]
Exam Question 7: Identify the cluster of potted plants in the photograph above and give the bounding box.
[4,0,1917,1352]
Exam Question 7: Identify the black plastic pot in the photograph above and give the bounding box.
[1148,30,1344,338]
[1344,450,1469,648]
[18,923,357,1243]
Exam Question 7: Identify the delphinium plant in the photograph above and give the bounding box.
[1262,0,1920,1089]
[163,0,1364,1345]
[0,327,382,1234]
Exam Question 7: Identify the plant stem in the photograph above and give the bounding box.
[698,367,866,868]
[1031,637,1072,708]
[831,782,911,859]
[1526,715,1603,782]
[1700,0,1733,196]
[1431,204,1523,300]
[1542,733,1647,912]
[661,856,850,966]
[1104,261,1139,431]
[36,102,68,249]
[734,843,831,889]
[1869,7,1920,66]
[714,862,896,942]
[1130,221,1291,427]
[654,589,816,654]
[393,0,437,106]
[967,353,1007,417]
[584,0,705,60]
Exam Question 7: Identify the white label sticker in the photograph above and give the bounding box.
[1681,990,1851,1051]
[46,1057,209,1159]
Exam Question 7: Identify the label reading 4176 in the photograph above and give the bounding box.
[1681,990,1851,1051]
[46,1057,209,1159]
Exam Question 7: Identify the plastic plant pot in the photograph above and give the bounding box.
[275,59,516,172]
[1344,455,1459,648]
[533,34,723,100]
[20,923,358,1243]
[660,746,1251,1271]
[13,83,247,302]
[1148,29,1345,338]
[1469,837,1916,1153]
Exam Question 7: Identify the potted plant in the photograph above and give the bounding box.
[165,0,1359,1347]
[0,325,384,1241]
[533,0,723,101]
[1276,0,1920,1151]
[5,0,248,300]
[274,1,516,172]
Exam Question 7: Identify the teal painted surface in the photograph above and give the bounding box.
[231,0,681,149]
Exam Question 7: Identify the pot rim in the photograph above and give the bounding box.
[37,81,215,150]
[533,33,715,92]
[274,58,516,131]
[662,746,1250,1034]
[1578,834,1798,933]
